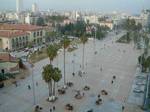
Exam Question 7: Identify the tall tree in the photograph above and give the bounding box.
[42,64,53,97]
[61,36,70,86]
[80,35,88,72]
[52,67,62,97]
[46,44,58,99]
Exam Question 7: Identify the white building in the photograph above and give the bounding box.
[84,15,99,24]
[140,9,150,27]
[16,0,23,13]
[25,13,39,25]
[99,21,114,30]
[32,3,38,13]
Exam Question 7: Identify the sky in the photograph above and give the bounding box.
[0,0,150,14]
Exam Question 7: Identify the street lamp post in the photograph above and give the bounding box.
[72,53,76,75]
[62,35,67,88]
[28,55,36,105]
[92,25,97,54]
[31,63,36,105]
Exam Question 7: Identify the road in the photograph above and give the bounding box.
[0,31,142,112]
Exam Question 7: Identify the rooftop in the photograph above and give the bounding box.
[0,30,29,38]
[0,24,43,31]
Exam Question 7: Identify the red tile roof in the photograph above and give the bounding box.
[0,24,43,31]
[0,31,29,38]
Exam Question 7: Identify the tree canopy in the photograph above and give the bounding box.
[123,18,142,31]
[47,44,58,64]
[58,20,86,37]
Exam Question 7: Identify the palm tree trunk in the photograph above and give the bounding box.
[50,59,52,65]
[49,60,52,97]
[64,48,66,85]
[82,44,85,71]
[53,81,55,97]
[50,80,52,97]
[48,82,51,97]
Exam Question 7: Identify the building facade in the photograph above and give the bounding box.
[0,24,45,50]
[16,0,23,13]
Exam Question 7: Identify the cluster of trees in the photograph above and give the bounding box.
[42,37,72,100]
[42,64,61,98]
[92,25,109,40]
[45,15,68,23]
[58,20,86,37]
[123,18,142,32]
[58,20,109,40]
[36,15,68,26]
[42,44,62,101]
[122,18,143,44]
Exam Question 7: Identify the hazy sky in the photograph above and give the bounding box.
[0,0,150,14]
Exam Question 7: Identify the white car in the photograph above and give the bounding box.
[133,87,144,93]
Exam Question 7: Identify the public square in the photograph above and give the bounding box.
[0,31,142,112]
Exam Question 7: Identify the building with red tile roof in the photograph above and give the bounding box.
[0,31,29,38]
[0,24,45,50]
[0,24,43,31]
[0,52,19,74]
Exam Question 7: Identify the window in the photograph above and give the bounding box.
[33,32,36,37]
[16,38,18,42]
[26,36,28,41]
[40,31,43,36]
[19,37,21,41]
[37,31,39,36]
[12,39,14,43]
[23,36,25,41]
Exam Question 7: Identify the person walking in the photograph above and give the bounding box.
[53,106,55,111]
[72,72,75,77]
[50,108,52,112]
[28,85,31,90]
[100,67,102,71]
[15,81,18,87]
[98,94,101,98]
[122,105,125,111]
[36,82,38,86]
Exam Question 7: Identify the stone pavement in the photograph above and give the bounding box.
[0,31,143,112]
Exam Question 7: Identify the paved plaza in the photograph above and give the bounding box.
[0,31,143,112]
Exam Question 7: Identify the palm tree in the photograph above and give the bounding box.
[80,35,88,73]
[62,36,70,86]
[46,44,58,98]
[52,67,62,97]
[42,64,53,97]
[47,44,58,65]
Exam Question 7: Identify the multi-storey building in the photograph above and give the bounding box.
[16,0,23,13]
[0,24,45,50]
[141,9,150,28]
